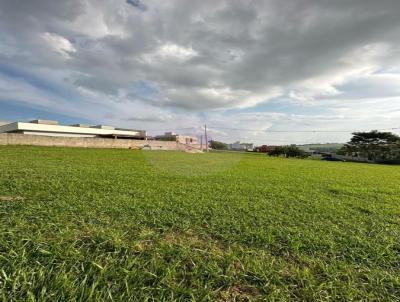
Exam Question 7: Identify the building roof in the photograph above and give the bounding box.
[0,122,146,138]
[30,119,59,125]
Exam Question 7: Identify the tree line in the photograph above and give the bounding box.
[210,130,400,164]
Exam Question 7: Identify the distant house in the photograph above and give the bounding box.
[155,132,198,145]
[176,135,198,145]
[228,141,254,151]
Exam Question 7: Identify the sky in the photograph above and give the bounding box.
[0,0,400,145]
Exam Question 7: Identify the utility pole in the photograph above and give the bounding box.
[204,124,209,152]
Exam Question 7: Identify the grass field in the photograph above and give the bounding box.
[0,146,399,301]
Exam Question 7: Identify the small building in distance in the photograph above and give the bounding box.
[164,131,177,136]
[228,141,254,151]
[155,132,198,145]
[176,135,198,145]
[0,119,147,139]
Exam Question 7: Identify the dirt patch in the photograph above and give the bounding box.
[218,284,262,301]
[163,231,205,246]
[161,230,228,256]
[0,195,24,202]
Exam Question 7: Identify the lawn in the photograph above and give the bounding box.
[0,146,399,301]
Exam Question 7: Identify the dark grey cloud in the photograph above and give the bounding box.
[1,0,400,118]
[126,0,147,11]
[127,116,170,123]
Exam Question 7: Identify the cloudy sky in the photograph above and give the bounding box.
[1,0,400,144]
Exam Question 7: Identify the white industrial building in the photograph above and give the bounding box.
[228,141,254,151]
[0,119,147,139]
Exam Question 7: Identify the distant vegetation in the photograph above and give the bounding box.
[339,130,400,163]
[268,145,308,158]
[210,140,228,150]
[1,146,399,300]
[154,135,177,141]
[298,143,343,153]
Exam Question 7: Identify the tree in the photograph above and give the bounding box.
[268,145,308,158]
[339,130,400,162]
[284,145,308,158]
[210,140,228,150]
[268,146,285,156]
[155,135,177,141]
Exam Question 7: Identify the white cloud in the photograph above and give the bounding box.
[152,43,198,62]
[42,32,76,58]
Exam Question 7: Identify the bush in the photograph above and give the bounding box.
[155,135,177,141]
[268,145,308,158]
[210,140,228,150]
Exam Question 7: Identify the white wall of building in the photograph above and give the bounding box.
[0,122,146,138]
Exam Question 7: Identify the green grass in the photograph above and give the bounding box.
[0,146,399,301]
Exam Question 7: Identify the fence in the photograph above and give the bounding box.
[0,133,204,151]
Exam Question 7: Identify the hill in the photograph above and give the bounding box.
[297,143,344,153]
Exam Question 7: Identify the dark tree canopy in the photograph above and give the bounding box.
[340,131,400,162]
[210,140,228,150]
[268,145,308,158]
[347,131,399,147]
[155,135,177,141]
